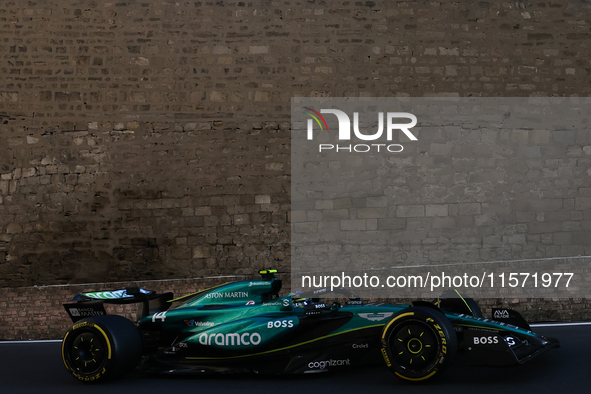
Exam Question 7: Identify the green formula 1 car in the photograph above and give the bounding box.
[61,270,559,383]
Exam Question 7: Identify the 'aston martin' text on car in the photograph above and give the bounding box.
[61,270,559,383]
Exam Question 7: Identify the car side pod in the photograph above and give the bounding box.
[61,315,143,383]
[380,306,457,382]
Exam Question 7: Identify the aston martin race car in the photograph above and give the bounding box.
[61,270,559,383]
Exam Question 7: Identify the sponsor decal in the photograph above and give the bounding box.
[346,300,364,306]
[198,332,262,346]
[245,300,256,305]
[266,319,296,329]
[468,327,498,334]
[381,348,392,367]
[262,301,283,306]
[204,292,249,299]
[428,318,447,355]
[68,308,104,318]
[308,359,350,369]
[73,321,91,330]
[504,336,516,347]
[352,343,369,349]
[248,281,268,287]
[184,320,215,327]
[81,288,151,300]
[164,347,178,355]
[473,336,499,345]
[493,309,510,319]
[358,312,393,322]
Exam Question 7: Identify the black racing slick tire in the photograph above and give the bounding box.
[61,315,143,383]
[380,306,457,382]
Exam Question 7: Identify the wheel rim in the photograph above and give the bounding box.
[67,331,107,375]
[390,321,438,372]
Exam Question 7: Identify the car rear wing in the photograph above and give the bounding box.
[63,287,173,323]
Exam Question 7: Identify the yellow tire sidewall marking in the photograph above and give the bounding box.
[61,331,70,371]
[93,325,112,359]
[395,370,437,381]
[382,312,415,340]
[381,311,445,381]
[62,320,113,380]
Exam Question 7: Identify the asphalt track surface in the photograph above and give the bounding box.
[1,323,588,394]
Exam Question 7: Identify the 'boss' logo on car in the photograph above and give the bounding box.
[473,336,499,345]
[266,319,295,329]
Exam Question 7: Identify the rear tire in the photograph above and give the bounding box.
[61,315,143,382]
[381,306,457,381]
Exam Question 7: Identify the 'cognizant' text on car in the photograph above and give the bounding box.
[61,270,559,383]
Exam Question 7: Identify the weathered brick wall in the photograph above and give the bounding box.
[1,0,303,287]
[2,1,591,336]
[0,121,290,286]
[1,275,588,340]
[0,276,247,340]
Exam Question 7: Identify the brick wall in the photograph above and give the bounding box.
[1,275,588,340]
[0,276,243,340]
[0,121,291,286]
[2,1,591,336]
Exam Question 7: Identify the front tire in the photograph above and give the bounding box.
[380,306,457,381]
[61,315,143,382]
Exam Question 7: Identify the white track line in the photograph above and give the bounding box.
[0,339,62,344]
[530,322,591,328]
